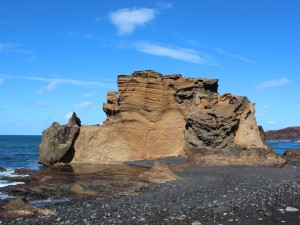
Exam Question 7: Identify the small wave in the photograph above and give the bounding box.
[9,174,29,178]
[0,192,11,200]
[0,169,15,178]
[0,181,25,188]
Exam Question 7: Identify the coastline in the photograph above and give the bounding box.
[1,165,300,224]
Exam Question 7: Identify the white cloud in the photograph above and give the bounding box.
[0,42,17,51]
[155,2,173,9]
[256,78,291,91]
[109,7,157,35]
[63,112,73,121]
[134,41,207,64]
[0,20,10,25]
[83,92,94,98]
[24,77,114,93]
[256,112,264,117]
[214,47,255,63]
[0,42,36,62]
[83,33,105,42]
[35,100,47,108]
[267,120,277,125]
[73,101,92,110]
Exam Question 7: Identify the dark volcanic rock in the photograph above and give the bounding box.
[185,95,246,148]
[38,113,81,166]
[265,126,300,140]
[0,167,7,172]
[68,112,81,126]
[283,149,300,164]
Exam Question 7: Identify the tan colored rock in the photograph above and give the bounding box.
[72,126,142,164]
[0,198,55,218]
[187,148,288,167]
[139,161,181,183]
[39,70,284,167]
[233,103,268,150]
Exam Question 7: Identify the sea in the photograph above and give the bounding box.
[0,135,300,199]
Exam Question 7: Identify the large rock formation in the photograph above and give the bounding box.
[39,70,286,166]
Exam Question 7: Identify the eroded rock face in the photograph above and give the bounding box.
[100,70,267,157]
[38,112,80,166]
[39,70,282,166]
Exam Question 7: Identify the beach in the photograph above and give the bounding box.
[1,165,300,225]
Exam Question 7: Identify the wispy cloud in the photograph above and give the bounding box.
[0,42,17,51]
[0,42,36,62]
[0,78,4,85]
[134,41,212,64]
[0,19,11,26]
[267,120,277,125]
[214,47,255,63]
[256,78,291,91]
[83,92,94,98]
[24,76,114,93]
[155,2,173,9]
[109,7,157,35]
[63,112,73,121]
[83,33,105,42]
[35,100,47,108]
[73,101,92,110]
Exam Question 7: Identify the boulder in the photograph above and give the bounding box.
[0,167,7,172]
[38,112,80,166]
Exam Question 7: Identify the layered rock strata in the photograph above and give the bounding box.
[39,70,285,166]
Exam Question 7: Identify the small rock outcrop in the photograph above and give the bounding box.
[38,112,80,166]
[39,70,286,167]
[0,198,55,218]
[283,150,300,164]
[139,161,181,183]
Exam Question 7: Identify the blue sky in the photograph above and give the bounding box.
[0,0,299,135]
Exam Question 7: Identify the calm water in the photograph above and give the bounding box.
[0,135,300,190]
[266,140,300,155]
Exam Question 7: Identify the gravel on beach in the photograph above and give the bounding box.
[1,165,300,225]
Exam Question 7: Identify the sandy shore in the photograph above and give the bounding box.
[1,165,300,224]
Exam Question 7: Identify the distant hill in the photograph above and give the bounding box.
[265,126,300,140]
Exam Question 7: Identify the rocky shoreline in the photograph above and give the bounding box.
[1,164,300,224]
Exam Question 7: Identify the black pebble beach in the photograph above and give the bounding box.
[1,165,300,225]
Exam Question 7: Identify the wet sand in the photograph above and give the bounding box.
[1,164,300,224]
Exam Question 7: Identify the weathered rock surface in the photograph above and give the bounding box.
[38,112,80,166]
[0,198,55,218]
[139,161,181,183]
[283,149,300,164]
[265,126,300,140]
[39,70,285,166]
[187,148,288,167]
